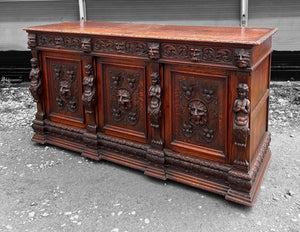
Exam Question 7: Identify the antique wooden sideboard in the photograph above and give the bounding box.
[24,21,277,206]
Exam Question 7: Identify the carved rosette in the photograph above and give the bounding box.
[27,34,37,49]
[29,58,42,102]
[233,83,250,168]
[148,72,162,128]
[82,64,96,114]
[234,49,251,68]
[110,70,140,126]
[148,43,160,60]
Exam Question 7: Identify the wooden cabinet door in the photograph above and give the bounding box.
[164,64,228,162]
[97,57,148,144]
[43,52,85,128]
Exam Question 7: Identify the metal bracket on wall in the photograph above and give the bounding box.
[78,0,87,21]
[240,0,248,27]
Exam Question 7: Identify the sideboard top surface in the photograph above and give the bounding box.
[24,21,277,46]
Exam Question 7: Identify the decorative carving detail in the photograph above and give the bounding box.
[109,70,140,126]
[82,64,96,114]
[233,83,250,148]
[179,79,217,143]
[162,43,233,65]
[55,36,64,48]
[148,43,160,60]
[64,36,81,50]
[148,72,162,128]
[29,58,42,102]
[117,89,132,110]
[27,34,37,49]
[188,100,208,126]
[52,65,78,113]
[234,49,251,68]
[38,34,55,47]
[81,38,92,53]
[94,39,148,56]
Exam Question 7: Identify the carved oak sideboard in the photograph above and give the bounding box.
[24,21,277,206]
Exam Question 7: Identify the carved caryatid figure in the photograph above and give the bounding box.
[188,100,208,126]
[82,64,96,113]
[233,83,250,147]
[148,72,162,128]
[235,49,251,68]
[29,58,41,102]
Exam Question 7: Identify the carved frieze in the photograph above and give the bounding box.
[148,72,162,128]
[82,64,96,114]
[162,43,234,65]
[29,58,42,102]
[52,64,78,113]
[37,34,85,51]
[94,39,148,56]
[109,70,140,126]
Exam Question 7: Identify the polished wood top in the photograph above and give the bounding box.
[24,21,277,45]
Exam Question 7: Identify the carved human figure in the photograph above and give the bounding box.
[82,64,96,113]
[54,66,61,79]
[148,43,160,60]
[235,49,250,68]
[29,58,41,102]
[117,89,132,110]
[27,34,37,48]
[188,100,208,126]
[148,72,161,127]
[233,83,250,147]
[66,70,74,80]
[81,38,91,53]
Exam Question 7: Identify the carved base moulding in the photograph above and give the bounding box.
[24,21,277,207]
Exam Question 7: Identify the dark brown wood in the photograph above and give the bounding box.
[24,21,276,207]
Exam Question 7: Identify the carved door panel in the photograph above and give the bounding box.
[98,58,147,143]
[164,65,228,162]
[44,52,84,128]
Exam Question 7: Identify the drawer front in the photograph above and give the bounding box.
[98,58,148,143]
[44,53,85,128]
[165,65,228,162]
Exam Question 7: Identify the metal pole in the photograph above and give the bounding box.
[79,0,87,21]
[240,0,248,27]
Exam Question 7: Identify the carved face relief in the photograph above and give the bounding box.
[55,36,63,47]
[188,100,208,126]
[190,48,201,62]
[237,83,249,100]
[59,81,71,100]
[117,89,132,110]
[30,58,39,69]
[235,49,250,68]
[148,43,160,60]
[81,38,91,53]
[27,34,37,48]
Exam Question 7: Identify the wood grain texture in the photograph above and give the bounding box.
[26,21,276,206]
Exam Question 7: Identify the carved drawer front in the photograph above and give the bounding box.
[99,60,147,143]
[45,55,84,127]
[165,65,228,162]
